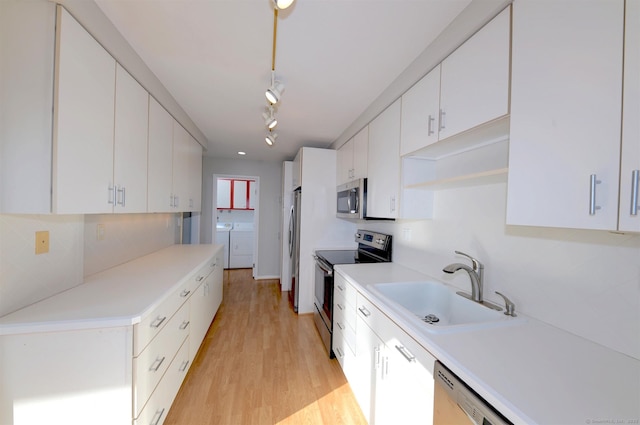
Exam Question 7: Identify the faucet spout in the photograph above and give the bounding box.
[442,251,484,303]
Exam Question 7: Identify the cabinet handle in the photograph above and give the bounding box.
[358,306,371,317]
[631,170,639,216]
[150,316,167,328]
[108,185,116,205]
[196,275,205,282]
[439,109,446,131]
[169,194,174,207]
[395,345,416,363]
[335,346,344,359]
[179,320,190,330]
[390,196,396,213]
[427,114,435,136]
[174,195,179,208]
[149,356,166,372]
[179,360,190,372]
[180,289,191,298]
[336,285,344,292]
[336,321,345,331]
[117,186,126,207]
[374,346,381,369]
[589,174,602,215]
[150,408,165,425]
[336,303,344,311]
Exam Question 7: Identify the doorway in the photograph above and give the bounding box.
[213,174,260,278]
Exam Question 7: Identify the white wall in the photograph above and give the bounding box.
[358,182,640,360]
[0,213,179,317]
[201,157,281,279]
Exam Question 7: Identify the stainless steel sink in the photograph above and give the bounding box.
[369,281,525,333]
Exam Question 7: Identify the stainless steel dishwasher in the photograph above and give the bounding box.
[433,361,512,425]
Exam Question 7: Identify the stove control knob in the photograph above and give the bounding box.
[376,238,385,245]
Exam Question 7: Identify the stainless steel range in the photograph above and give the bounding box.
[313,230,392,357]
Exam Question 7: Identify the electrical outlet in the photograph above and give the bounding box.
[402,228,412,242]
[35,230,49,254]
[96,224,105,241]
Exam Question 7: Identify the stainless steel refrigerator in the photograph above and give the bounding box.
[288,187,301,312]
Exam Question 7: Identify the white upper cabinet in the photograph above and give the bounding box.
[337,127,369,185]
[507,0,624,230]
[148,97,174,213]
[172,121,191,211]
[400,65,441,156]
[188,135,203,212]
[619,0,640,233]
[113,64,149,213]
[439,6,510,140]
[367,99,401,219]
[400,7,510,157]
[53,7,116,214]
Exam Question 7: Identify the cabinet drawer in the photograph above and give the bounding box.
[134,301,190,417]
[134,274,199,356]
[334,273,356,307]
[135,338,190,425]
[355,291,386,337]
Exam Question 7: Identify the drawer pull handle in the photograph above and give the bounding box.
[179,320,190,330]
[395,345,416,363]
[336,303,344,311]
[150,356,166,372]
[631,169,639,216]
[358,306,371,317]
[179,360,190,372]
[196,275,205,282]
[180,289,191,297]
[336,322,345,331]
[335,347,344,358]
[150,408,165,425]
[150,316,167,328]
[336,285,345,292]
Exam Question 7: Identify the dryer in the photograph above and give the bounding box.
[215,222,233,268]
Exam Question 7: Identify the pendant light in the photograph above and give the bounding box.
[265,131,277,146]
[263,105,278,129]
[272,0,295,11]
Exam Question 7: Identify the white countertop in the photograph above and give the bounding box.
[335,262,640,425]
[0,244,221,335]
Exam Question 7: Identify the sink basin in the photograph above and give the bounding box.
[369,281,524,333]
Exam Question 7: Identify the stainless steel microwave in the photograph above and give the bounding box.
[337,178,367,219]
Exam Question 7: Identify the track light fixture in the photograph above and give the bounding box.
[266,71,285,105]
[272,0,295,11]
[263,105,278,130]
[265,131,277,147]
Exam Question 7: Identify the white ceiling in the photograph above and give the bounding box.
[95,0,472,162]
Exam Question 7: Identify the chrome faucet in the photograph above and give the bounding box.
[443,251,484,303]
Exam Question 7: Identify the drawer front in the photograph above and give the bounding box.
[135,338,190,425]
[134,301,190,416]
[134,282,193,356]
[334,273,356,307]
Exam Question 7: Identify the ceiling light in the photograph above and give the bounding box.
[266,81,284,105]
[238,151,246,155]
[262,106,278,130]
[265,132,277,147]
[272,0,295,10]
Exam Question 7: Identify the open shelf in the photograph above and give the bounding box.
[405,167,508,190]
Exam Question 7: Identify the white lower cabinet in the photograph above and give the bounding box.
[0,248,223,425]
[334,271,436,424]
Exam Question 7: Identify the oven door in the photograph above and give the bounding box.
[314,257,333,324]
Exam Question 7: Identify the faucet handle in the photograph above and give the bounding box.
[495,291,517,317]
[454,250,483,271]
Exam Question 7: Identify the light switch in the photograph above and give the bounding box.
[35,230,49,254]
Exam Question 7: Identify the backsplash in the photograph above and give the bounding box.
[0,214,84,316]
[0,213,179,317]
[83,213,179,276]
[362,182,640,360]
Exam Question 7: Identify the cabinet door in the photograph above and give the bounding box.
[352,126,369,180]
[439,6,510,140]
[354,315,382,424]
[189,281,208,362]
[619,0,640,233]
[114,64,148,213]
[400,65,441,155]
[148,97,174,212]
[187,136,202,211]
[217,179,232,209]
[172,122,191,211]
[248,180,256,210]
[53,7,115,214]
[367,99,401,218]
[336,138,354,185]
[507,0,624,230]
[232,180,248,209]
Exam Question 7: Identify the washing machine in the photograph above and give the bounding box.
[229,222,254,269]
[215,222,233,269]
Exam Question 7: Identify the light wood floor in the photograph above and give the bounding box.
[164,269,367,425]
